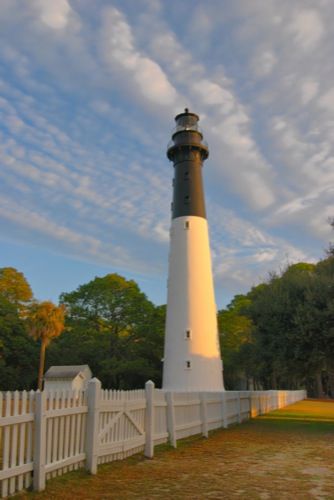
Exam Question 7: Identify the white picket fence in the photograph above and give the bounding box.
[0,380,306,498]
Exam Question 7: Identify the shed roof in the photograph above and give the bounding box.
[44,365,91,380]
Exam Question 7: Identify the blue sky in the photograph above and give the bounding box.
[0,0,333,309]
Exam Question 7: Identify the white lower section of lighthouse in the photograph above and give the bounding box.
[162,215,224,391]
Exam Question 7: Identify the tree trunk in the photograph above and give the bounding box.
[315,371,323,398]
[328,369,334,398]
[38,340,46,391]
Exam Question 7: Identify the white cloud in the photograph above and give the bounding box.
[318,87,334,113]
[206,199,313,296]
[100,7,177,106]
[289,9,324,50]
[251,50,277,78]
[301,79,319,105]
[192,79,235,113]
[0,195,100,250]
[33,0,71,30]
[208,114,276,210]
[189,4,213,38]
[90,100,112,115]
[241,171,275,209]
[309,206,334,238]
[152,222,169,243]
[212,233,312,297]
[253,249,278,263]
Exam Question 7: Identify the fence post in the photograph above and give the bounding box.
[200,393,208,438]
[166,392,177,448]
[222,392,228,429]
[246,392,251,419]
[86,378,101,474]
[144,380,155,458]
[237,393,242,424]
[33,390,46,492]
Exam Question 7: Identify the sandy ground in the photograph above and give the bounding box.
[15,400,334,500]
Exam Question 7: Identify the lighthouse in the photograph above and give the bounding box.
[162,109,224,392]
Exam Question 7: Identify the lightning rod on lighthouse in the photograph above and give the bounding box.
[162,109,224,391]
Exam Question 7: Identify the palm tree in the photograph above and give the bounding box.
[27,301,65,390]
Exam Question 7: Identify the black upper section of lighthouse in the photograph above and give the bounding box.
[167,109,208,220]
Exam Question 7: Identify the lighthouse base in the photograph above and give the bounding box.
[163,355,224,392]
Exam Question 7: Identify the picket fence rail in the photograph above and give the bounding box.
[0,380,306,497]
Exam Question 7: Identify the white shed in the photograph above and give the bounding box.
[43,365,92,392]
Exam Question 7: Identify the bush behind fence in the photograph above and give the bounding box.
[0,380,306,498]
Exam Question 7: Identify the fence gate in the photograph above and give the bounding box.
[97,390,146,464]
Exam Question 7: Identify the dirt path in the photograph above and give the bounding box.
[16,400,334,500]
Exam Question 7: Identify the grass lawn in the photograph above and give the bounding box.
[15,400,334,499]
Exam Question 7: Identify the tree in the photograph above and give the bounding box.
[0,296,39,390]
[216,259,334,397]
[243,264,317,390]
[238,261,334,395]
[27,301,65,390]
[326,217,334,256]
[218,295,253,389]
[293,256,334,396]
[0,267,33,313]
[58,274,164,388]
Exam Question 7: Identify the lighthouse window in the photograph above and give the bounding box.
[185,360,191,369]
[184,221,190,230]
[185,329,191,339]
[184,195,190,203]
[184,171,189,179]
